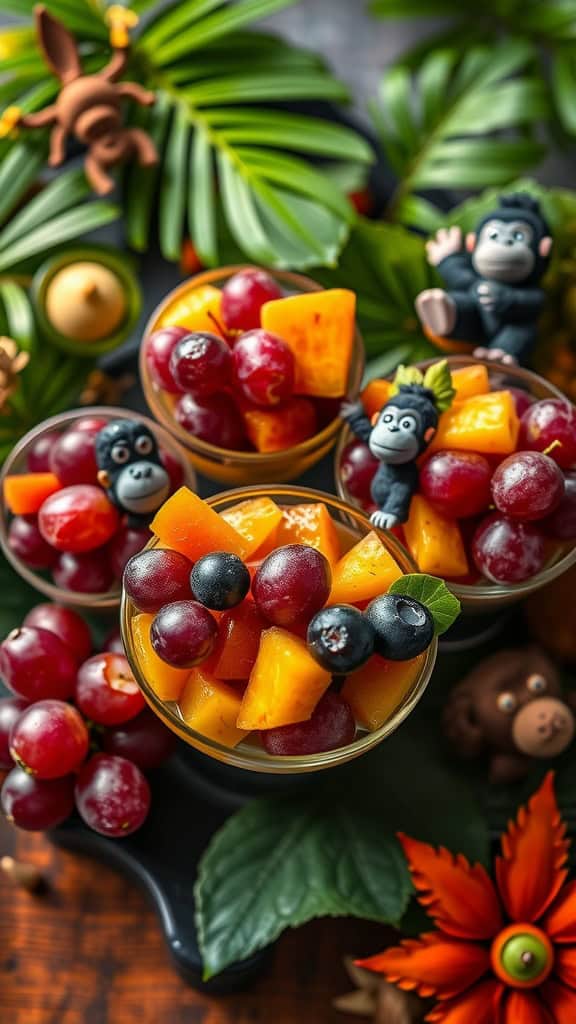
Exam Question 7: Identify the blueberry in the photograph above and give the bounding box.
[364,594,434,661]
[190,551,250,610]
[306,604,375,674]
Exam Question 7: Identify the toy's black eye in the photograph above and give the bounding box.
[527,673,547,694]
[489,229,499,240]
[400,417,415,432]
[497,692,517,714]
[111,443,130,465]
[135,435,154,456]
[382,413,394,425]
[513,230,525,242]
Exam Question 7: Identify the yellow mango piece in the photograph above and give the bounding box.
[151,487,248,561]
[275,502,341,565]
[451,364,490,401]
[329,531,403,605]
[237,627,331,730]
[361,379,393,419]
[430,390,520,455]
[404,494,469,577]
[131,613,189,702]
[342,653,426,731]
[221,497,283,558]
[261,288,356,398]
[157,284,223,335]
[180,667,249,748]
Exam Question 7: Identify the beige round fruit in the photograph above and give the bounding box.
[45,261,127,342]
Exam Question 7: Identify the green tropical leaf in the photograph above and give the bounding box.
[0,168,91,250]
[0,200,120,272]
[390,574,461,634]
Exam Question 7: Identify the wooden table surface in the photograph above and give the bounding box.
[0,819,386,1024]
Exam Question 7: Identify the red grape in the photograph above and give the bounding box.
[27,432,61,472]
[339,440,378,506]
[542,472,576,540]
[508,387,535,418]
[221,268,282,332]
[144,326,189,392]
[103,628,125,654]
[519,399,576,469]
[159,447,184,493]
[10,700,89,779]
[0,696,28,770]
[232,330,294,406]
[109,525,151,578]
[75,754,150,837]
[73,417,108,436]
[8,516,57,569]
[39,484,119,553]
[169,332,231,397]
[491,451,565,521]
[175,392,247,449]
[102,709,177,771]
[53,548,114,594]
[261,692,356,755]
[23,603,92,662]
[0,626,77,701]
[49,430,98,486]
[2,766,74,830]
[151,600,219,668]
[472,513,546,584]
[76,653,144,726]
[123,548,193,612]
[253,544,331,627]
[420,450,492,519]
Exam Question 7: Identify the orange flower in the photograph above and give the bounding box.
[358,773,576,1023]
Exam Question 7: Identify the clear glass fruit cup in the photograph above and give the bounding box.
[0,406,196,611]
[139,267,365,485]
[120,485,438,774]
[335,355,576,615]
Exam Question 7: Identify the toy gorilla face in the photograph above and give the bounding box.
[369,404,422,464]
[96,420,170,518]
[472,219,536,283]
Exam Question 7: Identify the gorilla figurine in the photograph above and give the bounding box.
[443,646,576,784]
[416,193,553,365]
[95,419,170,527]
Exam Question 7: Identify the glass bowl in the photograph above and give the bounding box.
[139,267,364,485]
[0,406,196,611]
[121,485,438,774]
[335,355,576,615]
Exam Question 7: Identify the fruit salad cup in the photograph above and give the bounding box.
[336,356,576,615]
[0,407,195,611]
[121,485,438,774]
[140,267,364,485]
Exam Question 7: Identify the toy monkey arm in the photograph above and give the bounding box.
[476,282,544,320]
[47,124,67,167]
[20,105,57,128]
[340,401,372,443]
[436,253,476,290]
[116,82,155,106]
[100,48,129,83]
[371,464,418,525]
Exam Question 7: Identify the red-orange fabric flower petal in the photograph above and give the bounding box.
[425,979,503,1023]
[495,773,569,922]
[357,931,490,1000]
[398,833,503,940]
[554,946,576,990]
[540,979,576,1023]
[500,989,554,1024]
[542,881,576,943]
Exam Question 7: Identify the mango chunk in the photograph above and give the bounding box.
[157,284,223,336]
[261,288,356,398]
[221,496,282,558]
[151,487,248,561]
[361,379,393,419]
[430,390,520,455]
[132,613,189,702]
[4,472,61,515]
[276,502,341,565]
[451,364,489,401]
[329,531,403,605]
[342,653,426,731]
[210,602,266,681]
[237,627,331,730]
[180,667,249,748]
[404,494,469,577]
[242,397,317,453]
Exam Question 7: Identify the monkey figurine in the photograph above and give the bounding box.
[95,420,170,527]
[415,193,553,365]
[340,360,455,531]
[4,5,157,196]
[443,646,576,784]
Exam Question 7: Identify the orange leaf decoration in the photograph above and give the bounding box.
[358,932,489,1000]
[426,979,502,1023]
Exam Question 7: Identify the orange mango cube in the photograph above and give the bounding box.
[404,494,469,577]
[275,502,341,565]
[451,364,490,401]
[180,667,249,748]
[329,531,403,605]
[361,379,393,419]
[4,472,61,516]
[242,397,317,453]
[157,284,224,337]
[221,496,282,558]
[131,613,189,702]
[151,487,248,561]
[430,390,520,455]
[210,602,266,681]
[342,653,425,731]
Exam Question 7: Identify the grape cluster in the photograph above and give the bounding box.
[0,603,175,835]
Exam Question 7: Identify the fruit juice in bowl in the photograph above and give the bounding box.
[121,485,438,774]
[140,266,364,485]
[335,356,576,615]
[0,407,196,611]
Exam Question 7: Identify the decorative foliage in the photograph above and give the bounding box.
[389,575,460,635]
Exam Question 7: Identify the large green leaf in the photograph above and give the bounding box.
[0,198,120,272]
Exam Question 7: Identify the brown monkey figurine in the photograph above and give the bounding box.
[2,5,157,195]
[443,646,576,784]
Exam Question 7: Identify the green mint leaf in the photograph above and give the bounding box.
[195,799,411,979]
[389,573,460,634]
